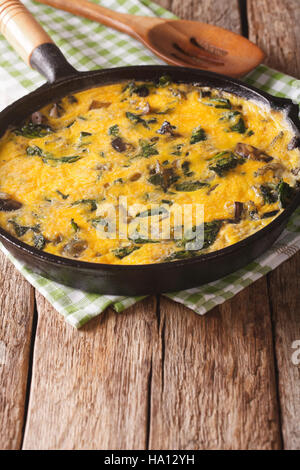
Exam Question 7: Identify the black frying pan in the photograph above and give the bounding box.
[0,1,299,295]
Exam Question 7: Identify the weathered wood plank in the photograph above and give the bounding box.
[0,252,35,449]
[248,0,300,77]
[20,0,297,451]
[150,280,281,450]
[248,0,300,449]
[268,255,300,449]
[22,295,157,450]
[21,0,250,452]
[170,0,241,33]
[148,0,281,450]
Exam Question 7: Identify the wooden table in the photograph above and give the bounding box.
[0,0,299,450]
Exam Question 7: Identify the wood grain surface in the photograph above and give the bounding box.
[170,0,241,33]
[0,252,35,450]
[150,285,281,450]
[268,257,300,450]
[248,0,300,77]
[23,294,158,450]
[248,0,300,450]
[0,0,299,450]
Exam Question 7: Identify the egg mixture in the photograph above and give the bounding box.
[0,76,299,264]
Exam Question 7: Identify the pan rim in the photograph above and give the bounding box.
[0,64,299,272]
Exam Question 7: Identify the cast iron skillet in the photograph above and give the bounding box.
[0,2,299,295]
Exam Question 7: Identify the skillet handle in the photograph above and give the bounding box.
[0,0,75,82]
[0,0,53,64]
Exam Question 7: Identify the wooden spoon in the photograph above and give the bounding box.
[36,0,265,77]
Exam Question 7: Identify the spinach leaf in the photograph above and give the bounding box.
[260,184,278,204]
[153,107,175,115]
[165,250,196,261]
[190,126,207,144]
[71,218,79,232]
[33,233,46,250]
[157,75,172,87]
[72,199,97,212]
[80,131,92,139]
[277,181,295,208]
[133,85,149,97]
[113,245,140,259]
[9,220,29,237]
[27,146,82,164]
[171,144,184,156]
[14,122,53,138]
[165,220,222,260]
[202,97,231,109]
[148,174,164,186]
[122,81,150,97]
[180,220,223,249]
[136,207,169,218]
[26,145,43,156]
[202,220,223,249]
[209,151,245,177]
[259,181,295,207]
[181,160,194,177]
[136,139,159,158]
[219,110,241,121]
[42,155,82,164]
[148,167,179,192]
[211,98,231,109]
[91,217,107,228]
[108,124,119,136]
[8,220,40,237]
[229,117,247,133]
[128,236,159,244]
[126,112,156,129]
[175,181,209,191]
[56,190,69,200]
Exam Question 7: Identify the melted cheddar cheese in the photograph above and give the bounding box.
[0,78,299,264]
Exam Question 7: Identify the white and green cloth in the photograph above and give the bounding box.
[0,0,299,328]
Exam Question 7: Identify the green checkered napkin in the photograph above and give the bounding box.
[0,0,299,328]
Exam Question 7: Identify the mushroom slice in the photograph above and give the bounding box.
[138,102,151,115]
[157,121,181,138]
[235,143,273,162]
[62,239,87,258]
[111,137,127,153]
[0,194,22,211]
[31,111,45,125]
[49,102,64,118]
[233,201,244,222]
[67,95,78,104]
[129,172,142,182]
[255,162,285,177]
[89,100,111,110]
[95,163,112,171]
[291,167,300,176]
[287,136,300,150]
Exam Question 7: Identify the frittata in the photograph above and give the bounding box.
[0,76,299,264]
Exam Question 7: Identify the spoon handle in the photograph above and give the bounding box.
[35,0,155,38]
